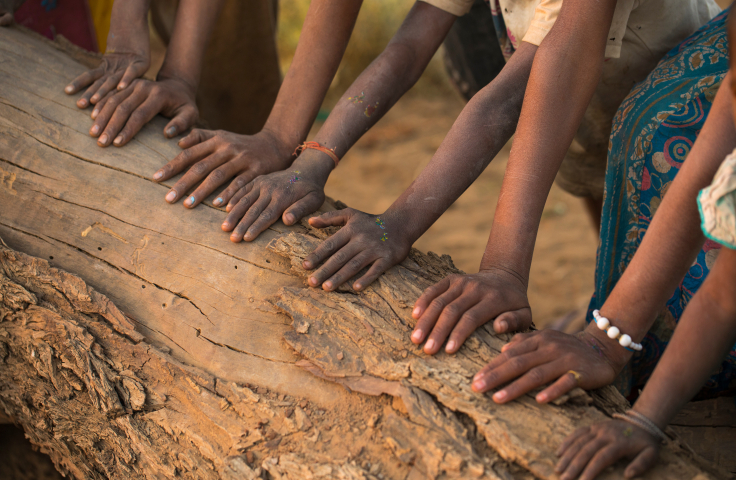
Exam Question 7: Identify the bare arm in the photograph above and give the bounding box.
[220,2,458,242]
[302,42,536,294]
[153,0,364,207]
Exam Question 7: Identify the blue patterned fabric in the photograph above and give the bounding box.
[588,9,736,400]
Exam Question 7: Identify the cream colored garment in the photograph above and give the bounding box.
[698,149,736,249]
[420,0,474,16]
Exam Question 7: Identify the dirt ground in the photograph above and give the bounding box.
[321,94,599,329]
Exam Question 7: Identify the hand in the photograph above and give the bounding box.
[87,75,198,147]
[555,420,660,480]
[471,329,626,404]
[65,52,150,109]
[221,167,326,242]
[302,209,412,291]
[153,129,294,208]
[410,268,532,355]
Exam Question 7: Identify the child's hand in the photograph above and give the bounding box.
[87,76,198,147]
[555,420,660,480]
[65,52,150,109]
[221,168,326,242]
[471,329,622,403]
[154,129,294,208]
[410,269,532,354]
[0,1,26,26]
[302,209,412,291]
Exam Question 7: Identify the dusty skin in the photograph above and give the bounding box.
[0,25,730,480]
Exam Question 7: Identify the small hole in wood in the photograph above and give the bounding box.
[142,285,146,289]
[235,265,238,269]
[98,247,102,251]
[49,256,53,260]
[266,259,271,263]
[162,303,167,308]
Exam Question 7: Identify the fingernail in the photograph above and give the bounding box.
[425,339,436,352]
[309,277,319,286]
[65,85,73,93]
[536,393,547,403]
[78,99,87,107]
[230,233,239,241]
[446,340,456,352]
[165,191,176,202]
[99,133,109,145]
[412,307,421,317]
[472,379,486,390]
[473,371,483,381]
[213,197,223,206]
[226,204,232,212]
[284,213,294,224]
[113,135,123,145]
[185,196,195,206]
[166,126,176,137]
[354,283,362,290]
[153,171,163,180]
[493,390,507,402]
[118,82,126,90]
[323,281,333,290]
[221,222,229,230]
[91,109,99,119]
[91,94,99,103]
[496,320,508,333]
[303,261,312,269]
[411,329,423,341]
[90,125,100,135]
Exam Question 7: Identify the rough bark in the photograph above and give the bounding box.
[0,26,727,480]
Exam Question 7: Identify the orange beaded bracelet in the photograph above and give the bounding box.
[293,141,339,168]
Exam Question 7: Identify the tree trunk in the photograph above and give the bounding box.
[0,26,726,480]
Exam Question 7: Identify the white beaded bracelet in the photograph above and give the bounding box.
[592,310,643,351]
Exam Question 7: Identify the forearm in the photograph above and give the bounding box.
[262,0,363,155]
[591,76,736,364]
[106,0,151,54]
[633,248,736,429]
[158,0,226,88]
[312,2,455,161]
[480,0,616,281]
[384,43,536,243]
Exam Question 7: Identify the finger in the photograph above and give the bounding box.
[353,258,393,291]
[309,238,360,288]
[624,446,658,478]
[579,445,627,480]
[158,137,217,186]
[230,195,271,242]
[412,286,462,348]
[98,90,150,147]
[303,230,352,274]
[221,186,256,231]
[474,335,540,385]
[177,128,213,150]
[112,96,164,147]
[89,87,134,140]
[556,427,592,457]
[164,104,198,138]
[225,184,254,213]
[560,438,609,480]
[216,173,256,208]
[90,89,115,120]
[555,431,597,475]
[90,74,122,105]
[78,77,105,108]
[65,67,103,95]
[188,158,241,208]
[412,278,451,320]
[0,12,13,26]
[536,369,580,403]
[307,209,352,229]
[282,192,324,226]
[445,301,498,353]
[176,151,234,207]
[501,331,535,351]
[492,360,568,403]
[471,350,546,394]
[322,248,372,291]
[424,295,482,355]
[493,308,532,334]
[118,63,145,91]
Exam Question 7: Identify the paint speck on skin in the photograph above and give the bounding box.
[348,92,365,104]
[424,197,435,201]
[364,102,379,117]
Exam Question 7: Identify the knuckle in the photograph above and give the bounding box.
[333,252,346,263]
[191,162,209,175]
[349,258,363,270]
[508,357,526,371]
[209,169,227,183]
[430,298,446,311]
[323,241,334,252]
[443,303,461,317]
[527,368,545,384]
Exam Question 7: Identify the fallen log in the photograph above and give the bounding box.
[0,25,726,480]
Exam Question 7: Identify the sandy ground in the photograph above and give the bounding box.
[321,94,599,329]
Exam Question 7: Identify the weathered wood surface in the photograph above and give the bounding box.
[0,26,727,480]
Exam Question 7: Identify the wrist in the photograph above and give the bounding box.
[259,127,297,161]
[292,150,334,185]
[155,70,197,96]
[379,208,421,249]
[582,323,632,373]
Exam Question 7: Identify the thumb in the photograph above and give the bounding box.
[494,308,532,334]
[164,104,198,138]
[308,208,354,229]
[0,12,13,26]
[284,193,326,226]
[625,446,659,478]
[117,62,146,91]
